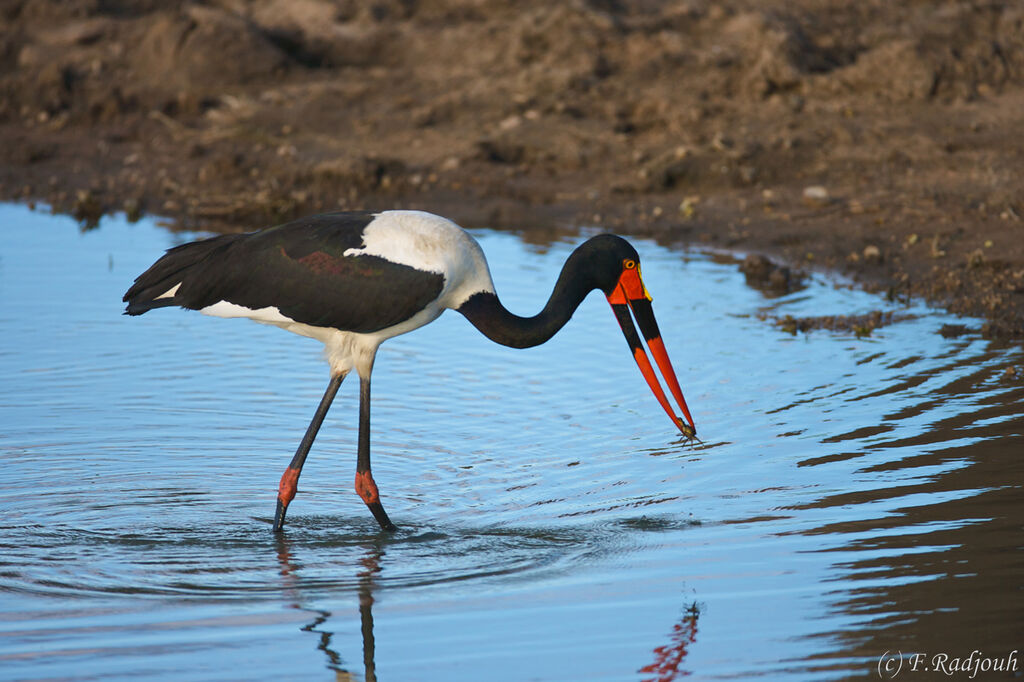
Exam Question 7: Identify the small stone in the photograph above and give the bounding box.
[711,132,733,151]
[802,185,830,207]
[498,115,522,131]
[863,245,882,262]
[679,195,699,218]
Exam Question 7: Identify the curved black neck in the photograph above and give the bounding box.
[456,248,598,349]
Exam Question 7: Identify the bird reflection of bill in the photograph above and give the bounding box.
[639,603,700,682]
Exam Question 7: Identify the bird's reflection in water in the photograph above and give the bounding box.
[356,548,382,682]
[274,533,700,681]
[639,602,700,682]
[275,535,384,681]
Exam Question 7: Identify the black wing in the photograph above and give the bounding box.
[124,212,445,333]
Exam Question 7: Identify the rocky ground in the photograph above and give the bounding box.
[2,0,1023,338]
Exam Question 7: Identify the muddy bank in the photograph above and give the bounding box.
[2,0,1022,337]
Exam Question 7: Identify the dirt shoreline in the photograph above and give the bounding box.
[2,1,1022,338]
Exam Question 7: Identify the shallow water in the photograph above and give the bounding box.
[0,203,1021,681]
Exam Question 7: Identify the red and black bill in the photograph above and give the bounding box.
[606,262,697,439]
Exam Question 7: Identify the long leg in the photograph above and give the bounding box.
[273,373,345,532]
[355,375,396,531]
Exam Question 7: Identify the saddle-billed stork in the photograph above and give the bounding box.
[124,210,696,532]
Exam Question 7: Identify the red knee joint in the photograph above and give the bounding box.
[355,471,380,505]
[278,467,300,505]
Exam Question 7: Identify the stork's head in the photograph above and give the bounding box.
[573,235,696,438]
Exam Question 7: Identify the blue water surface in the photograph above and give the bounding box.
[0,203,1021,681]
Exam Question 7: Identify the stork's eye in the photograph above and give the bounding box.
[623,259,636,269]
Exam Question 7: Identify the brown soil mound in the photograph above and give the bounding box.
[2,0,1022,337]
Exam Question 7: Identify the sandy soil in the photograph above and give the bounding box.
[2,0,1023,337]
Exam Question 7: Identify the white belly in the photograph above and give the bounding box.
[201,297,446,378]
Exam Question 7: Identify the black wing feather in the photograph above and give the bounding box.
[123,233,237,314]
[124,212,446,333]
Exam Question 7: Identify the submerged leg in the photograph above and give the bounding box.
[273,373,345,532]
[355,375,396,532]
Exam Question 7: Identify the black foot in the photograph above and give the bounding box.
[367,501,397,532]
[273,499,288,532]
